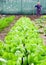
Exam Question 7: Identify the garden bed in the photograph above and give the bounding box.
[0,15,46,45]
[0,17,46,65]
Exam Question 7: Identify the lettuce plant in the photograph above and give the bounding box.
[0,16,15,31]
[0,17,46,65]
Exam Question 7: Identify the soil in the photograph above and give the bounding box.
[0,15,46,45]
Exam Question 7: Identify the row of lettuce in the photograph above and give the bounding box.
[0,17,46,65]
[0,16,15,32]
[35,15,46,35]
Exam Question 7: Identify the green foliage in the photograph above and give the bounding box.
[40,15,46,20]
[0,17,46,65]
[0,16,15,31]
[35,16,46,29]
[44,27,46,36]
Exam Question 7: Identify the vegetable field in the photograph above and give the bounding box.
[0,15,46,65]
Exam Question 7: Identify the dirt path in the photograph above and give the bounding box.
[0,15,46,45]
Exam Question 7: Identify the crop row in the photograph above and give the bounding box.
[0,17,46,65]
[0,16,15,31]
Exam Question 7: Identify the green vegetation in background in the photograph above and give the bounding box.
[41,15,46,20]
[0,17,46,65]
[35,15,46,28]
[0,16,15,32]
[44,27,46,36]
[34,15,46,35]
